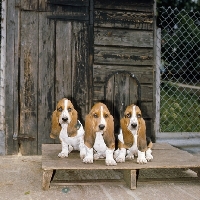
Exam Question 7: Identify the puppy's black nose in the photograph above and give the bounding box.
[131,123,137,128]
[99,124,105,130]
[62,117,68,122]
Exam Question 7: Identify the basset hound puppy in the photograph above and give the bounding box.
[83,102,117,166]
[50,98,86,159]
[114,104,153,164]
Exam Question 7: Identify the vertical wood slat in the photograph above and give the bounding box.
[5,0,19,154]
[37,12,56,154]
[55,21,72,101]
[19,11,39,155]
[71,22,89,122]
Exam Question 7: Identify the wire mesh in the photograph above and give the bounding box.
[158,7,200,132]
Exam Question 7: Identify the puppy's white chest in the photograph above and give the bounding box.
[93,132,107,153]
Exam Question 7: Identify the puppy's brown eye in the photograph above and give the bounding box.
[137,114,141,118]
[104,114,108,118]
[68,108,72,112]
[126,113,131,118]
[94,113,98,118]
[58,107,63,112]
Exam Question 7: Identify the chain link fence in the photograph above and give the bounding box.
[158,7,200,132]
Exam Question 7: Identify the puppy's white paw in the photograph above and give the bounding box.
[94,153,100,160]
[68,145,73,153]
[83,156,93,164]
[114,149,120,159]
[146,154,153,161]
[137,157,147,164]
[146,149,153,161]
[80,149,86,160]
[58,151,68,158]
[126,153,134,160]
[115,155,125,163]
[137,150,147,164]
[106,158,117,166]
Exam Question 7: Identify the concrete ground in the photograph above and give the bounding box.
[0,153,200,200]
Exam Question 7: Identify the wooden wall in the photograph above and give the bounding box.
[4,0,155,155]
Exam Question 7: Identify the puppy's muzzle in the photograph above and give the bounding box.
[99,124,105,130]
[131,123,137,128]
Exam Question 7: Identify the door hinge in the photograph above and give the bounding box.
[13,133,35,141]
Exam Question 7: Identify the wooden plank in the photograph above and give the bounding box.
[42,169,53,190]
[39,1,89,12]
[123,170,137,189]
[55,21,72,101]
[155,28,161,138]
[42,143,200,170]
[93,65,153,84]
[94,46,154,66]
[93,83,153,102]
[19,11,39,155]
[94,0,154,12]
[88,24,94,109]
[47,0,89,7]
[51,179,125,186]
[20,0,38,10]
[37,12,56,154]
[55,21,89,122]
[71,21,89,122]
[94,28,153,48]
[94,10,153,29]
[5,0,19,154]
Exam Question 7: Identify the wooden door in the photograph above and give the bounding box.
[6,0,90,155]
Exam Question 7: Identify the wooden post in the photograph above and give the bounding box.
[42,169,53,190]
[123,169,137,190]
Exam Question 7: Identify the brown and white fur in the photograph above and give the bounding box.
[83,102,117,166]
[50,98,86,159]
[114,104,153,164]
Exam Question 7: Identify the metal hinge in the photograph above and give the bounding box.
[13,133,35,141]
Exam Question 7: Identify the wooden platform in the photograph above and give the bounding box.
[42,143,200,190]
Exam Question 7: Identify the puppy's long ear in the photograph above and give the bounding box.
[120,117,134,148]
[137,118,147,151]
[84,113,95,148]
[67,108,78,137]
[103,114,115,149]
[50,110,61,139]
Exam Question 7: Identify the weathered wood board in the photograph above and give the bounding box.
[42,143,200,190]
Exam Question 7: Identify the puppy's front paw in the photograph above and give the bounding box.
[126,154,134,160]
[115,155,125,163]
[137,157,147,164]
[137,150,147,164]
[94,153,100,160]
[146,154,153,161]
[68,145,73,153]
[146,149,153,161]
[58,151,68,158]
[106,158,117,166]
[80,149,86,160]
[83,156,93,164]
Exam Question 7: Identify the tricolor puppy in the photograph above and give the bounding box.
[50,98,86,159]
[114,104,153,164]
[83,102,117,166]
